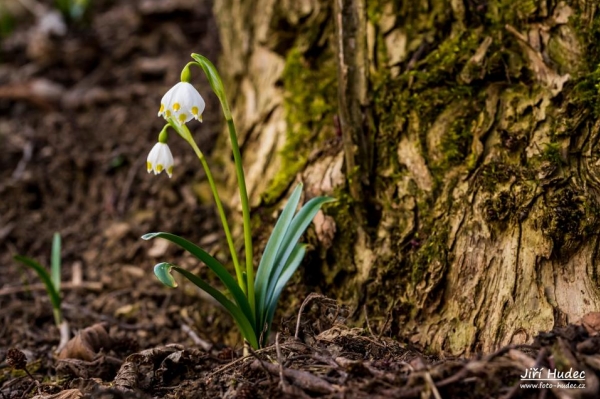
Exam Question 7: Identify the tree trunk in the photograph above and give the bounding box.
[213,0,600,355]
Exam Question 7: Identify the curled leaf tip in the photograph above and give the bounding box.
[141,233,159,240]
[154,262,178,288]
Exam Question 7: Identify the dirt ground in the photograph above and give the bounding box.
[3,1,600,398]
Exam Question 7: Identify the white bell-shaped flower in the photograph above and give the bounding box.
[147,142,174,178]
[158,82,205,125]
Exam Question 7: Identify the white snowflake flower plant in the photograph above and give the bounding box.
[142,54,335,350]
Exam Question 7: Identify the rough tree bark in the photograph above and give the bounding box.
[213,0,600,356]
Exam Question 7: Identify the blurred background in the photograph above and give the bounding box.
[0,0,237,349]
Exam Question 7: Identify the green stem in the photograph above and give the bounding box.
[175,122,246,294]
[226,119,255,318]
[186,55,255,318]
[53,308,62,327]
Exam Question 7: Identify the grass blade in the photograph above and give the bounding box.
[51,232,61,294]
[262,244,306,344]
[254,184,303,320]
[263,196,335,311]
[142,232,255,326]
[14,255,61,314]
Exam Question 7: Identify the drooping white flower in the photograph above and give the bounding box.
[147,142,174,178]
[158,82,205,125]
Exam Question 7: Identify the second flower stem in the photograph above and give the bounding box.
[226,119,255,319]
[176,122,246,294]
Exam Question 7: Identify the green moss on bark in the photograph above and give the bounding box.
[261,47,338,205]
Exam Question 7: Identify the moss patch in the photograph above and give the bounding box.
[261,47,338,205]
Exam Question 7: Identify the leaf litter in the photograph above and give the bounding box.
[2,0,600,398]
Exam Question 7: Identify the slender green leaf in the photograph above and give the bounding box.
[190,53,231,119]
[51,233,61,294]
[170,265,259,349]
[263,196,335,311]
[154,262,178,288]
[262,244,306,344]
[14,255,61,312]
[142,232,254,326]
[255,184,303,315]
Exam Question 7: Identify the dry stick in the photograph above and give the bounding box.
[423,371,443,399]
[398,344,538,398]
[502,347,549,399]
[377,302,394,340]
[507,349,575,399]
[0,281,103,296]
[363,304,376,340]
[295,293,325,339]
[275,333,286,389]
[181,322,212,352]
[247,346,275,385]
[250,357,336,394]
[207,345,276,379]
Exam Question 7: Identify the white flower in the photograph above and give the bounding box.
[158,82,205,124]
[147,142,174,178]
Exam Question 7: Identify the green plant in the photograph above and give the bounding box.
[143,54,335,348]
[54,0,89,21]
[14,233,63,327]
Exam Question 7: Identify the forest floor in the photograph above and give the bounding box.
[2,0,600,398]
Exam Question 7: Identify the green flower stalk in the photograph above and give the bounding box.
[144,54,335,348]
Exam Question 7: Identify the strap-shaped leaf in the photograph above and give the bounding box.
[261,244,306,344]
[263,196,335,312]
[142,232,255,327]
[14,255,61,311]
[254,184,303,317]
[156,262,259,349]
[51,233,61,294]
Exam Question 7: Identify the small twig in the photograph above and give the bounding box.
[11,141,33,181]
[181,322,212,352]
[250,358,336,394]
[247,346,274,385]
[363,304,376,340]
[423,371,443,399]
[207,345,276,379]
[295,293,325,339]
[61,303,153,330]
[0,281,103,297]
[276,333,286,388]
[502,347,548,399]
[377,302,394,340]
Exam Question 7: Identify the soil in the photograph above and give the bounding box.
[2,1,600,398]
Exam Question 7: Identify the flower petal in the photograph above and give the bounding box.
[158,82,205,124]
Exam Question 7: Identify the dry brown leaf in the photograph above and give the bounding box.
[58,323,112,361]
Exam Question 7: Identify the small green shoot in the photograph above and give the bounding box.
[14,233,63,327]
[54,0,89,21]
